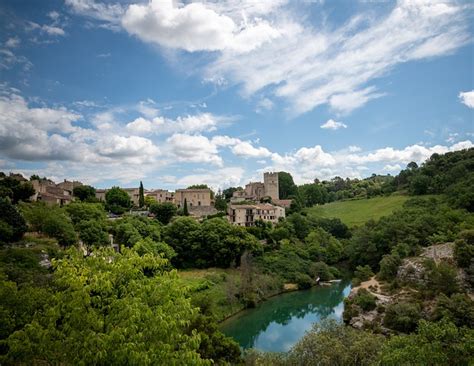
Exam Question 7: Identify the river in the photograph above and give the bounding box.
[220,280,352,352]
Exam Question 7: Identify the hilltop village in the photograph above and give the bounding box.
[2,171,288,226]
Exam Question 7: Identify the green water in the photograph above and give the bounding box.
[221,280,351,352]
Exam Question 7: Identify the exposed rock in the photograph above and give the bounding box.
[39,251,51,268]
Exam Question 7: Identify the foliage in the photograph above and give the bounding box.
[353,288,377,311]
[278,171,298,199]
[295,273,313,289]
[0,198,27,244]
[378,253,402,281]
[105,186,131,214]
[0,177,35,203]
[214,190,227,212]
[165,217,260,269]
[72,185,96,202]
[21,203,77,246]
[308,261,336,281]
[383,302,422,333]
[112,215,161,247]
[149,202,177,225]
[2,248,211,365]
[379,319,474,365]
[305,227,344,264]
[76,219,109,246]
[454,230,474,268]
[144,195,156,208]
[287,320,384,366]
[65,202,106,225]
[354,265,374,282]
[423,259,460,297]
[139,181,145,208]
[132,237,176,262]
[433,293,474,328]
[183,198,189,216]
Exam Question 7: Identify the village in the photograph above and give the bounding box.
[3,171,290,227]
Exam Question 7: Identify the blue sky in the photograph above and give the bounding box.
[0,0,473,190]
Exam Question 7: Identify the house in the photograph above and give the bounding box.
[145,189,175,203]
[175,188,212,208]
[231,172,280,202]
[228,203,285,227]
[31,179,73,206]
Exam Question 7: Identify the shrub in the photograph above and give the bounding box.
[383,302,422,333]
[378,253,401,281]
[295,273,313,289]
[433,293,474,328]
[308,261,334,281]
[0,198,27,243]
[423,259,460,296]
[353,288,377,311]
[453,230,474,268]
[354,265,374,282]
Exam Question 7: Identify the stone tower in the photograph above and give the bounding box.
[264,172,279,201]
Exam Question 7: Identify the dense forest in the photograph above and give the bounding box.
[0,148,473,365]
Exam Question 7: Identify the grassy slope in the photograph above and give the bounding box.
[305,195,409,228]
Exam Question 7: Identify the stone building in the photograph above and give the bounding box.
[57,179,83,192]
[175,188,212,208]
[228,203,285,227]
[31,179,73,206]
[95,187,141,206]
[264,172,279,201]
[231,172,280,202]
[145,189,175,203]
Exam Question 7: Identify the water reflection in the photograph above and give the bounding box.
[220,280,351,352]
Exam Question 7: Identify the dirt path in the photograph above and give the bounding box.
[351,276,391,302]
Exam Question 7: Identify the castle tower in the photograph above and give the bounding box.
[264,172,279,201]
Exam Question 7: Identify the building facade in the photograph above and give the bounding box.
[175,189,212,208]
[145,189,175,203]
[231,172,280,203]
[228,203,285,227]
[31,179,73,206]
[264,172,279,201]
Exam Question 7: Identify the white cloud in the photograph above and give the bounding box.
[126,113,227,135]
[65,0,124,23]
[5,37,20,48]
[459,90,474,108]
[231,141,272,158]
[121,0,281,53]
[166,134,222,166]
[320,119,347,130]
[209,0,470,115]
[383,164,402,172]
[176,167,245,190]
[256,97,274,113]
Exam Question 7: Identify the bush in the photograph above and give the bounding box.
[453,230,474,268]
[383,302,422,333]
[433,293,474,328]
[378,253,401,281]
[0,198,27,243]
[295,273,313,289]
[308,261,334,281]
[354,265,374,282]
[353,288,377,311]
[424,260,460,296]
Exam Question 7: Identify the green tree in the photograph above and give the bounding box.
[380,319,474,365]
[144,195,157,208]
[139,181,145,208]
[383,302,422,333]
[65,202,106,225]
[183,198,189,216]
[72,185,96,201]
[105,186,131,214]
[3,248,211,365]
[0,198,27,243]
[0,177,35,203]
[214,189,227,212]
[149,202,177,225]
[278,172,297,199]
[76,219,109,247]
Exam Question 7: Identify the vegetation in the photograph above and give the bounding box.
[0,198,27,244]
[72,185,96,201]
[105,186,131,214]
[149,201,177,224]
[0,176,35,204]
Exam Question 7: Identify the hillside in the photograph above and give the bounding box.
[305,195,409,227]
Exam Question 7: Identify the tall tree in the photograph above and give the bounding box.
[139,181,145,208]
[183,198,189,216]
[149,202,177,224]
[278,172,298,199]
[73,185,96,201]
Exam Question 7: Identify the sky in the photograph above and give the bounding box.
[0,0,473,190]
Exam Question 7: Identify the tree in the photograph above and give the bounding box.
[72,185,96,201]
[183,198,189,216]
[380,319,474,365]
[65,202,106,225]
[139,181,145,208]
[278,172,297,199]
[144,195,157,208]
[214,190,227,212]
[149,202,177,225]
[76,219,109,247]
[0,198,27,243]
[105,186,130,214]
[3,248,211,365]
[0,177,35,203]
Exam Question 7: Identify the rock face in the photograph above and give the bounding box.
[397,243,455,285]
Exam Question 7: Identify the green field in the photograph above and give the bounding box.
[305,195,409,227]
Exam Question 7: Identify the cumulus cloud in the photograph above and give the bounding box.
[5,37,20,48]
[126,113,227,135]
[209,0,470,115]
[121,0,281,53]
[320,119,347,130]
[176,167,246,190]
[459,90,474,108]
[166,133,222,166]
[65,0,124,23]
